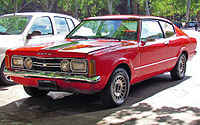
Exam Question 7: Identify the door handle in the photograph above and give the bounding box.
[164,41,169,45]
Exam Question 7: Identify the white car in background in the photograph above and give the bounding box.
[0,12,79,85]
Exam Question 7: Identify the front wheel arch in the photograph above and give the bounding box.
[115,63,131,81]
[0,59,15,85]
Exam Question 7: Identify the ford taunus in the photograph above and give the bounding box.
[4,15,197,107]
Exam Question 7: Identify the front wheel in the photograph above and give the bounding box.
[0,61,16,85]
[100,68,130,107]
[170,53,187,80]
[24,86,49,97]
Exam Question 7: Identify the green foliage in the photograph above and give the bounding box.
[138,0,200,21]
[0,0,199,21]
[57,0,121,20]
[0,0,23,15]
[148,0,186,18]
[191,0,200,17]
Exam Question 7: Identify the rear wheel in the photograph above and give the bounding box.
[23,86,49,97]
[170,53,187,80]
[100,68,130,107]
[0,61,15,85]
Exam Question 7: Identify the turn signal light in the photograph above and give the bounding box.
[5,55,9,68]
[89,60,96,76]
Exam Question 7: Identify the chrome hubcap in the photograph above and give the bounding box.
[179,55,186,77]
[111,75,127,103]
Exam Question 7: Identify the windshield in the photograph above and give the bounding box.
[0,15,32,35]
[67,19,138,40]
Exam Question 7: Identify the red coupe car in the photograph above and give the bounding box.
[4,15,197,107]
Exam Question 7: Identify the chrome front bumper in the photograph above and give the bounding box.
[4,70,101,83]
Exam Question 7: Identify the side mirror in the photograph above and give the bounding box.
[140,40,146,46]
[27,31,42,39]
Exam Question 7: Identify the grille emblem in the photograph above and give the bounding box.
[43,63,47,67]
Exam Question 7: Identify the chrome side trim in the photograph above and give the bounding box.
[4,70,101,83]
[134,57,177,70]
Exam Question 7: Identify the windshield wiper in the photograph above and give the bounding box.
[67,35,88,39]
[90,36,121,41]
[0,32,9,35]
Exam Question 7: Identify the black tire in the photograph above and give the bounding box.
[170,53,187,80]
[100,68,130,107]
[23,86,49,97]
[0,61,16,85]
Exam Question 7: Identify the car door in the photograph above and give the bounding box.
[159,21,178,67]
[53,17,75,40]
[138,19,170,78]
[25,16,58,45]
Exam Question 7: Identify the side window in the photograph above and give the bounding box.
[66,18,75,31]
[160,21,175,38]
[140,20,163,41]
[29,17,53,35]
[54,17,70,34]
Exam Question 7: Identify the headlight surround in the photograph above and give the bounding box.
[24,57,32,69]
[12,56,24,68]
[60,59,70,71]
[70,59,87,72]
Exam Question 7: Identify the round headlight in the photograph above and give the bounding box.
[61,60,70,71]
[24,57,32,69]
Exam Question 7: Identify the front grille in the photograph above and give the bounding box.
[11,56,88,75]
[32,58,62,72]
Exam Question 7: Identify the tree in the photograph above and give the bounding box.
[35,0,56,12]
[186,0,191,22]
[107,0,113,14]
[145,0,150,15]
[190,0,200,20]
[0,0,23,14]
[13,0,17,12]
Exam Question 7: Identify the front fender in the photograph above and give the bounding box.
[105,58,132,83]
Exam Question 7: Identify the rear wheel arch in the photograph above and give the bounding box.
[178,47,188,60]
[170,53,187,80]
[182,51,188,61]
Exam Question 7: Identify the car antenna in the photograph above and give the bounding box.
[14,0,32,15]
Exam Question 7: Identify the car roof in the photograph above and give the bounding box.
[85,15,172,23]
[0,12,75,18]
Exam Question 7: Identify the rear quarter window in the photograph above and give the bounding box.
[159,21,175,38]
[140,20,164,40]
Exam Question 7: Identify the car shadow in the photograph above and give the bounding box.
[126,74,191,104]
[0,84,15,91]
[0,74,191,125]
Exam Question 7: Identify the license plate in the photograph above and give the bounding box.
[38,80,57,90]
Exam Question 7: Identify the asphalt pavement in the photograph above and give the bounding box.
[0,28,200,125]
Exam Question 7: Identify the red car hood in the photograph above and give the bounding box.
[43,39,121,52]
[10,39,124,58]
